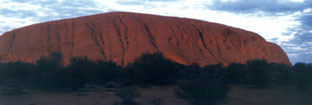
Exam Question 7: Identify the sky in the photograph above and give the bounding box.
[0,0,311,64]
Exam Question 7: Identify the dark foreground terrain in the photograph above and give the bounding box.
[0,85,311,105]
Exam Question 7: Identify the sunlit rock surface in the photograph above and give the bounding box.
[0,12,291,66]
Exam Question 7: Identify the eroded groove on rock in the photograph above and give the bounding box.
[84,18,107,60]
[8,32,16,52]
[143,24,159,50]
[117,16,130,49]
[193,24,222,63]
[70,20,75,57]
[56,24,61,51]
[47,24,52,52]
[133,18,159,51]
[111,17,126,65]
[208,27,227,63]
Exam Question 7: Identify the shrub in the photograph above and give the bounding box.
[115,87,141,105]
[126,52,179,85]
[64,56,96,90]
[30,52,65,90]
[178,64,201,80]
[247,59,270,88]
[36,51,63,70]
[292,62,312,91]
[0,61,33,87]
[225,63,251,84]
[202,64,226,81]
[266,63,292,85]
[176,68,229,105]
[93,60,121,84]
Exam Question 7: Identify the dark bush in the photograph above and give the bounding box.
[178,63,201,80]
[126,52,179,85]
[267,63,292,85]
[0,61,34,89]
[115,87,141,105]
[36,51,63,70]
[247,59,270,88]
[30,52,65,90]
[176,71,229,105]
[93,60,121,84]
[225,63,251,84]
[64,56,96,90]
[202,63,226,80]
[292,62,312,91]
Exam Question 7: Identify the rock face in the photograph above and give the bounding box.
[0,12,291,66]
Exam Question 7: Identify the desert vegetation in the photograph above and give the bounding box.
[0,52,311,105]
[115,87,141,105]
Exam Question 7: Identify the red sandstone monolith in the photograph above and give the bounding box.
[0,12,291,66]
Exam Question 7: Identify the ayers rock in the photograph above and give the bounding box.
[0,12,291,66]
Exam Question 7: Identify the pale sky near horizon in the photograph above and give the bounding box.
[0,0,311,64]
